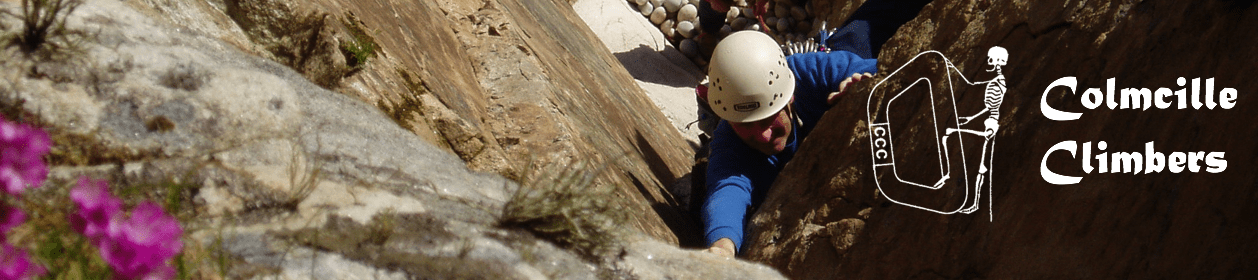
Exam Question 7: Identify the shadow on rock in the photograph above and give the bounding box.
[614,44,704,88]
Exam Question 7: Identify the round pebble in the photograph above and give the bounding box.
[678,4,698,22]
[776,17,791,33]
[639,2,653,17]
[650,6,667,25]
[677,21,696,38]
[625,0,825,50]
[726,7,740,23]
[663,0,683,13]
[791,6,807,21]
[660,19,676,38]
[730,17,748,30]
[680,38,698,58]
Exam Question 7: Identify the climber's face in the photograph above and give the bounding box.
[729,104,793,155]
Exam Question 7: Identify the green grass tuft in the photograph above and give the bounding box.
[339,12,378,72]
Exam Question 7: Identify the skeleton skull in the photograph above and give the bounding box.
[987,46,1008,66]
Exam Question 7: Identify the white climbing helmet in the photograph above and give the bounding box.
[707,31,795,123]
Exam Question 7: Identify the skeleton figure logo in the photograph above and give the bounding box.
[866,47,1009,221]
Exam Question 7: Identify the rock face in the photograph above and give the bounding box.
[0,0,780,278]
[573,0,707,145]
[320,0,701,245]
[746,0,1258,279]
[127,0,700,245]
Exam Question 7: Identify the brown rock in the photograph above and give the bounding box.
[826,218,864,253]
[746,0,1258,278]
[207,0,702,245]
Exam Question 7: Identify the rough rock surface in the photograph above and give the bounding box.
[131,0,702,246]
[573,0,713,218]
[746,0,1258,279]
[573,0,706,146]
[0,0,781,278]
[308,0,702,245]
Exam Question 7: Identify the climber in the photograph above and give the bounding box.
[700,0,934,258]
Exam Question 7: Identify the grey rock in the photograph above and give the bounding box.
[0,0,784,278]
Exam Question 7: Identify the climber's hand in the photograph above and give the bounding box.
[828,72,874,105]
[705,238,736,259]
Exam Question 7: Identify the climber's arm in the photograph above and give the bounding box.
[702,123,770,256]
[788,51,878,108]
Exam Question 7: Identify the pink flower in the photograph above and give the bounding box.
[0,117,50,196]
[69,177,123,245]
[0,244,45,280]
[0,204,23,239]
[99,202,183,280]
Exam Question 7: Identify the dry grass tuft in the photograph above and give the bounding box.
[3,0,89,60]
[500,158,628,260]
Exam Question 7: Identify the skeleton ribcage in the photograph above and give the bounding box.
[983,75,1007,119]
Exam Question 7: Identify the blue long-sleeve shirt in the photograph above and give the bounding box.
[702,50,877,252]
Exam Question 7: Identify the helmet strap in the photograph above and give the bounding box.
[786,103,802,128]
